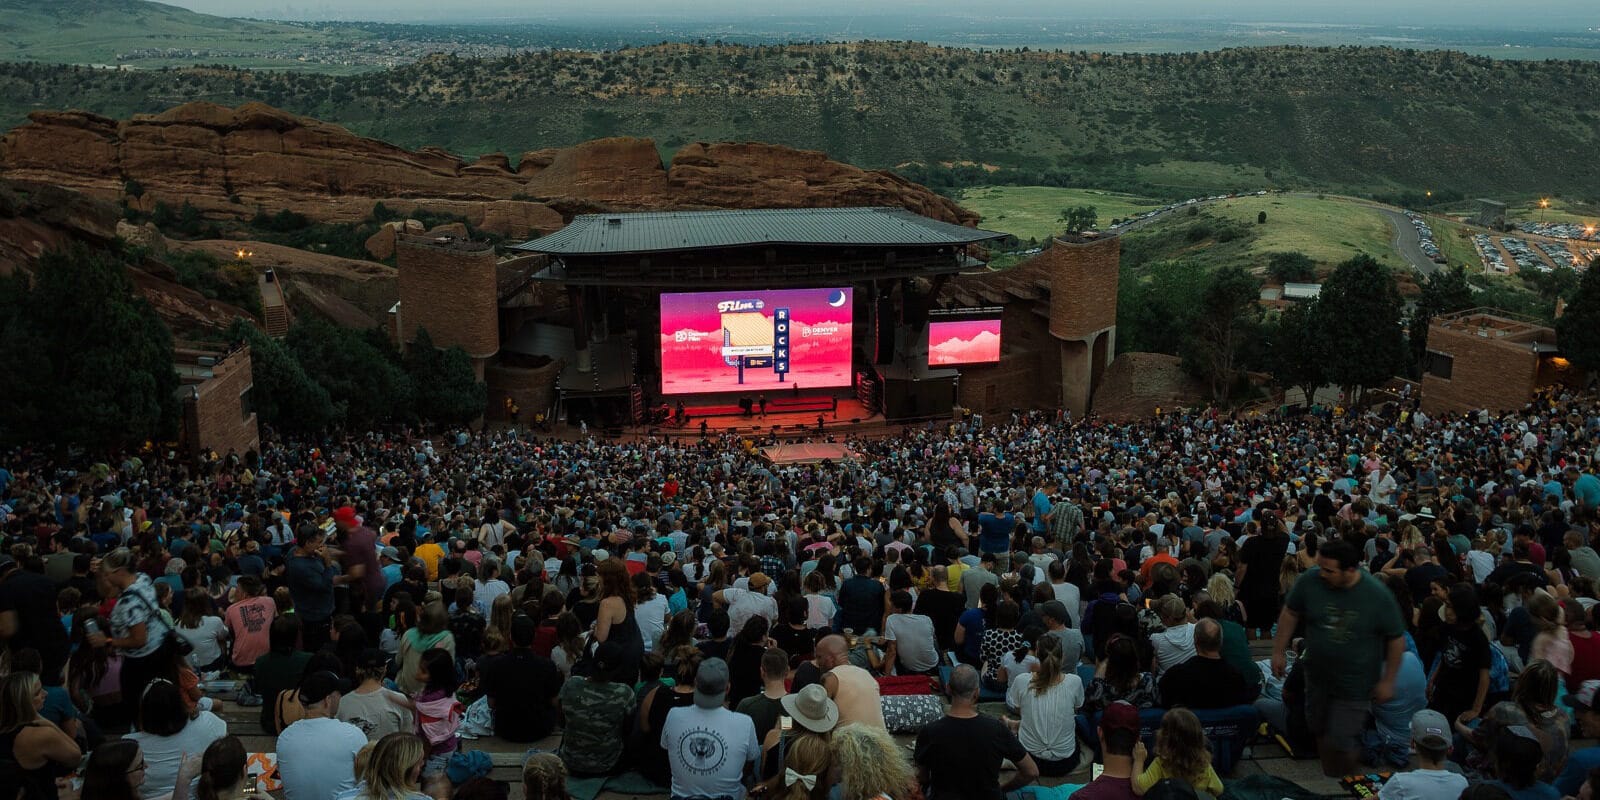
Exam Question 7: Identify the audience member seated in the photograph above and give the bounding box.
[914,664,1038,800]
[1377,710,1468,800]
[276,671,366,800]
[1004,630,1085,777]
[556,641,636,777]
[123,678,227,800]
[1132,708,1223,797]
[1479,723,1560,800]
[1158,618,1259,710]
[660,657,760,800]
[1149,596,1196,677]
[1558,680,1600,796]
[1087,633,1161,712]
[1074,701,1143,800]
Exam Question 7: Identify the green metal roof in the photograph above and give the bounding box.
[511,207,1004,256]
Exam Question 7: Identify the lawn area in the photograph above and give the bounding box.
[957,186,1163,242]
[1503,198,1600,226]
[1199,195,1401,270]
[1428,217,1483,273]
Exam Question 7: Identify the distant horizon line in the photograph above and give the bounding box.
[231,14,1589,32]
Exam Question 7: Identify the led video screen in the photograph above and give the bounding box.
[659,288,853,394]
[928,317,1003,367]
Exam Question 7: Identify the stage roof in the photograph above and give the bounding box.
[512,207,1005,256]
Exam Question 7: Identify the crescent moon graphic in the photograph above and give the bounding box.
[827,290,848,307]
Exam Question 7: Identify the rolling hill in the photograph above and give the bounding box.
[0,0,344,67]
[2,42,1599,200]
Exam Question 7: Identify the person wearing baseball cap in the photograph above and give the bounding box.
[1374,709,1467,800]
[659,657,761,799]
[276,670,365,800]
[1071,701,1144,800]
[1557,680,1600,795]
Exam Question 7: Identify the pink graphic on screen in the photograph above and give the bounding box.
[928,318,1002,366]
[659,288,853,394]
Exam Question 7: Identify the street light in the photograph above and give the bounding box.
[1540,198,1551,223]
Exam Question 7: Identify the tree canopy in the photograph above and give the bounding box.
[0,245,178,448]
[1556,263,1600,373]
[1311,254,1407,399]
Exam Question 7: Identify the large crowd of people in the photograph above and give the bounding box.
[0,387,1599,800]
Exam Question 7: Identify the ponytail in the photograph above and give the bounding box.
[194,735,247,800]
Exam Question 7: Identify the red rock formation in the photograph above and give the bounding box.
[667,142,980,226]
[0,102,977,236]
[0,180,255,332]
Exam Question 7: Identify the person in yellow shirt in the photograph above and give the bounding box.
[1131,708,1224,797]
[414,532,446,581]
[945,557,966,592]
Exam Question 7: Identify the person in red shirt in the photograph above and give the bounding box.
[1566,599,1600,691]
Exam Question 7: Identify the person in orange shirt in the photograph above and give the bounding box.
[414,532,446,582]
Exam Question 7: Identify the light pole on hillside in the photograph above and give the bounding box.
[1540,198,1550,223]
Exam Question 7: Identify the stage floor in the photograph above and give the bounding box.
[645,397,880,437]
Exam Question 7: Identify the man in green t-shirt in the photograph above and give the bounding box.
[1272,538,1404,778]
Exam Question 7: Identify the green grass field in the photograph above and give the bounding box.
[1503,198,1600,227]
[1428,217,1483,273]
[1200,196,1401,269]
[957,186,1162,242]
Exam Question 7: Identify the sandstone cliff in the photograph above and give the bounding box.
[0,102,978,239]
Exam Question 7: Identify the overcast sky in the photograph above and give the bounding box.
[162,0,1600,26]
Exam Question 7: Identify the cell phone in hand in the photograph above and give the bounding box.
[780,715,793,732]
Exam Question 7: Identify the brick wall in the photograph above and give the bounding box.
[396,238,500,358]
[1419,323,1540,415]
[186,347,260,458]
[955,305,1063,412]
[1045,235,1121,341]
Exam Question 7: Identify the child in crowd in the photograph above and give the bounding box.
[1132,708,1224,797]
[412,646,463,777]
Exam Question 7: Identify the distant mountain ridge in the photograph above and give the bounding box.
[1,42,1598,198]
[0,0,338,65]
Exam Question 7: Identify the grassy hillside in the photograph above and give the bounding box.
[3,43,1600,199]
[0,0,345,68]
[1118,195,1403,278]
[957,186,1162,242]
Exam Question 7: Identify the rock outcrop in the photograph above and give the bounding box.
[666,142,980,226]
[0,102,978,236]
[0,180,255,332]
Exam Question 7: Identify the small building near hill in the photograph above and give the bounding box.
[1420,309,1574,414]
[174,343,259,460]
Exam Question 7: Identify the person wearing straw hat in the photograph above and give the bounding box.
[754,684,839,800]
[661,657,761,799]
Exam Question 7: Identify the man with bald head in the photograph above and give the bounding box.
[791,634,884,728]
[1157,617,1260,709]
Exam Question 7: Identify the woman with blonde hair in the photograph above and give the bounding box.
[521,752,571,800]
[0,670,81,799]
[344,732,429,800]
[830,722,915,800]
[1204,573,1247,626]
